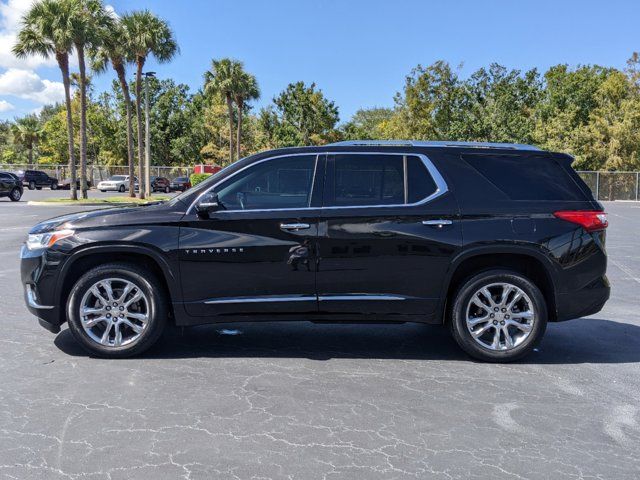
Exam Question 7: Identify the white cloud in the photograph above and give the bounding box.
[0,98,12,111]
[0,67,65,104]
[0,0,56,69]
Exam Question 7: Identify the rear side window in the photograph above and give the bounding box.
[327,154,439,207]
[462,154,587,201]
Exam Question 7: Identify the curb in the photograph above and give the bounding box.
[27,201,139,207]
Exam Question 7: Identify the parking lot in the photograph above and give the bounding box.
[0,193,638,479]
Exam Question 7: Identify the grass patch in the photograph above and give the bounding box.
[36,195,170,205]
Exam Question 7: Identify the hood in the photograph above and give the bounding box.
[29,201,186,234]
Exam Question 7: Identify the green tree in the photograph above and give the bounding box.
[13,0,79,199]
[271,81,339,145]
[234,71,260,159]
[340,107,394,140]
[90,16,137,196]
[121,10,178,198]
[12,115,42,166]
[204,58,244,163]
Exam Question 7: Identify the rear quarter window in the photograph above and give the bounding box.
[461,154,588,201]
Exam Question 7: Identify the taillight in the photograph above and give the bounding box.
[553,210,608,232]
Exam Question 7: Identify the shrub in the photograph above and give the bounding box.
[190,173,212,186]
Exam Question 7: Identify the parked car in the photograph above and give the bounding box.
[16,170,58,190]
[59,178,93,190]
[170,176,191,191]
[20,141,609,360]
[150,176,171,193]
[97,175,138,192]
[0,171,23,201]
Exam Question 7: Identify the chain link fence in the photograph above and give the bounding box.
[0,164,193,185]
[1,164,638,200]
[577,171,640,201]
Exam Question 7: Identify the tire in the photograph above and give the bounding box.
[66,263,168,358]
[51,181,58,190]
[164,186,170,193]
[118,184,125,193]
[9,187,21,202]
[449,269,547,362]
[100,189,106,193]
[28,181,35,190]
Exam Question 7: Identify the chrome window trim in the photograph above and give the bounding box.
[187,151,448,215]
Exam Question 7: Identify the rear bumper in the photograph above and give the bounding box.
[555,275,610,321]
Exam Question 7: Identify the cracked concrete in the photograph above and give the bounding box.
[0,195,639,479]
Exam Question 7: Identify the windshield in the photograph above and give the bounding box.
[110,175,127,181]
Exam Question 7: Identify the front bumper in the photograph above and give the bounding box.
[21,245,66,334]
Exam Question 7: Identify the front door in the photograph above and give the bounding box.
[316,152,462,318]
[179,153,324,318]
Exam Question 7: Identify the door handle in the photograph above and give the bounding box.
[280,222,310,231]
[422,219,453,227]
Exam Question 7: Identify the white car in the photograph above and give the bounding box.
[97,175,138,193]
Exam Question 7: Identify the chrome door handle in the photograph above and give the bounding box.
[280,222,310,231]
[422,219,453,227]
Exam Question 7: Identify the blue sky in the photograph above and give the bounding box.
[1,0,639,121]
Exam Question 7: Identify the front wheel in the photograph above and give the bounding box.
[51,181,58,190]
[164,186,170,193]
[28,181,35,190]
[118,184,125,193]
[9,187,21,202]
[66,263,168,358]
[449,269,547,362]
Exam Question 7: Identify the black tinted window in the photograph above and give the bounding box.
[407,156,438,203]
[331,155,404,206]
[216,155,316,210]
[462,154,586,201]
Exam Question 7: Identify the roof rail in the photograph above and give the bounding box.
[327,140,541,151]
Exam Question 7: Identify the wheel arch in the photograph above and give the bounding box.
[440,246,559,324]
[56,245,181,325]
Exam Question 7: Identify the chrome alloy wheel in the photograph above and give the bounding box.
[79,278,149,348]
[465,282,535,351]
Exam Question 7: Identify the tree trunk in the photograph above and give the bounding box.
[236,97,243,160]
[77,44,88,199]
[28,145,33,167]
[57,52,77,201]
[115,63,136,198]
[226,92,234,164]
[135,58,145,199]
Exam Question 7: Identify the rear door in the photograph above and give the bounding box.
[316,152,462,318]
[179,153,325,317]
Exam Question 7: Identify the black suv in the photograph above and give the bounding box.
[0,171,23,201]
[20,141,609,361]
[18,169,58,190]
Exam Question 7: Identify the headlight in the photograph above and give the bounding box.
[26,229,74,250]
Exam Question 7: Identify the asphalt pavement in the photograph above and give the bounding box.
[0,193,638,479]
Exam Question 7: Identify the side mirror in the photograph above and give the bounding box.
[195,192,222,218]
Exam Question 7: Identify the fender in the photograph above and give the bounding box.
[55,243,183,304]
[436,242,560,323]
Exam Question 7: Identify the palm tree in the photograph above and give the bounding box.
[204,58,243,164]
[13,0,78,200]
[90,18,136,197]
[12,115,41,166]
[121,10,177,199]
[234,71,260,160]
[69,0,113,199]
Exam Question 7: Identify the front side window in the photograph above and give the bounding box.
[215,155,316,210]
[327,154,438,207]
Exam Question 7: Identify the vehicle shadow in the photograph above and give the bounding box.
[54,317,640,364]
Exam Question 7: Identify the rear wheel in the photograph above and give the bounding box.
[449,269,547,362]
[28,181,35,190]
[66,263,168,358]
[118,184,125,193]
[9,187,21,202]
